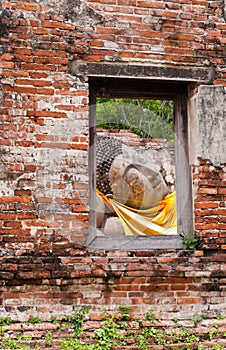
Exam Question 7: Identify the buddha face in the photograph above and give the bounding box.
[109,149,168,209]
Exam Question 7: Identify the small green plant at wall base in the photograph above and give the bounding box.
[0,317,12,326]
[49,315,58,324]
[192,312,208,326]
[213,345,223,350]
[61,306,91,336]
[2,338,30,349]
[119,305,131,320]
[42,331,53,347]
[144,308,159,323]
[216,314,225,320]
[92,309,125,349]
[17,331,32,342]
[172,317,179,326]
[61,338,94,350]
[26,317,41,324]
[0,317,13,336]
[180,231,198,250]
[1,308,226,350]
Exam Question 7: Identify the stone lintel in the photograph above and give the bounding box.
[69,61,213,83]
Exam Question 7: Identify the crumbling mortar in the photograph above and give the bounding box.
[222,0,226,20]
[41,0,105,29]
[0,8,12,38]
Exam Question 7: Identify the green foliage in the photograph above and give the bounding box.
[17,331,32,342]
[180,231,199,250]
[192,312,208,326]
[207,323,220,341]
[42,331,53,347]
[119,305,131,321]
[144,308,159,323]
[60,337,94,350]
[96,98,174,142]
[197,346,204,350]
[137,332,149,350]
[172,317,179,326]
[183,333,199,343]
[0,317,12,336]
[92,309,125,349]
[26,317,41,324]
[1,308,225,350]
[183,236,198,250]
[216,314,225,320]
[116,305,131,329]
[0,317,12,326]
[213,345,223,350]
[1,338,30,349]
[49,315,58,324]
[61,306,91,336]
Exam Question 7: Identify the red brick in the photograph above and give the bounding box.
[31,27,49,35]
[137,0,165,8]
[0,228,23,235]
[0,53,13,61]
[27,110,66,118]
[42,21,75,30]
[218,188,226,195]
[19,63,57,71]
[176,297,203,304]
[15,79,52,87]
[14,86,37,94]
[71,143,89,150]
[0,61,15,68]
[15,140,33,147]
[29,72,48,78]
[195,223,220,230]
[17,212,37,219]
[18,271,50,279]
[3,71,29,78]
[14,48,32,55]
[194,202,218,209]
[11,3,37,11]
[198,188,218,195]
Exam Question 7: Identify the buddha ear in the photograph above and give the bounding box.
[121,164,138,179]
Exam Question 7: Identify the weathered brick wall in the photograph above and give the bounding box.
[189,85,226,250]
[1,249,226,319]
[193,160,226,250]
[0,0,225,329]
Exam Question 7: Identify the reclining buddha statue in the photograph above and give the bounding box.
[96,135,176,236]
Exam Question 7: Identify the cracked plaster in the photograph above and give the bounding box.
[189,85,226,166]
[40,0,104,27]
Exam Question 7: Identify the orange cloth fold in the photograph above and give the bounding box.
[97,190,177,236]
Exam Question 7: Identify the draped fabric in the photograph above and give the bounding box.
[97,190,177,236]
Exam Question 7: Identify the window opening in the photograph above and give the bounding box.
[96,98,176,237]
[88,78,193,249]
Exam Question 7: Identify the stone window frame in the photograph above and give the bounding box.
[71,63,211,250]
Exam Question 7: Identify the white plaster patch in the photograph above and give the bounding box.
[189,85,226,166]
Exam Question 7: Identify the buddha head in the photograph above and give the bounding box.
[109,145,169,209]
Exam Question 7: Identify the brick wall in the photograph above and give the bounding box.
[193,160,226,250]
[0,0,225,329]
[0,248,226,316]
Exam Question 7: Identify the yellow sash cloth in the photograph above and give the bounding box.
[97,190,177,236]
